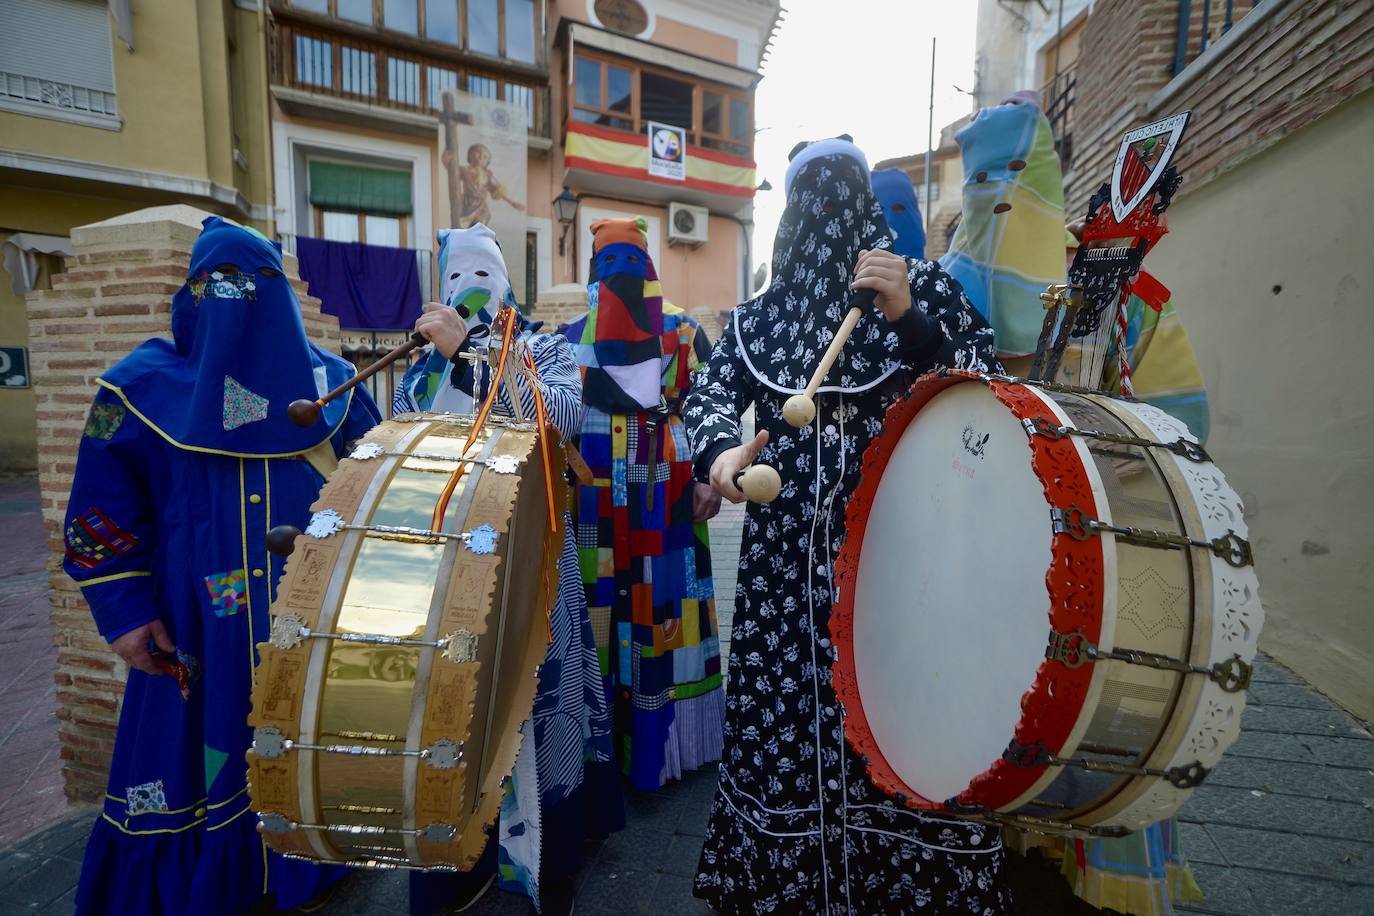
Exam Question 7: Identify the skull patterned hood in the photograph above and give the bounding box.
[735,137,904,394]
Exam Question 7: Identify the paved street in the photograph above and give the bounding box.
[1,470,1372,914]
[0,479,67,851]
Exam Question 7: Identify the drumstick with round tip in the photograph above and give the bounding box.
[288,331,427,427]
[732,465,782,504]
[782,292,872,428]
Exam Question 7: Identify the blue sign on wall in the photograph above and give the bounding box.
[0,347,30,389]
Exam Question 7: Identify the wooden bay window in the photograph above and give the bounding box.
[569,49,752,157]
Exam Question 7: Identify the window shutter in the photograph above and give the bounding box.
[308,161,414,216]
[2,0,115,92]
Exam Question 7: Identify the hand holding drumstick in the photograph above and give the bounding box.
[783,249,912,428]
[709,430,778,504]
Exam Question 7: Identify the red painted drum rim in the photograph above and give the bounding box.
[831,370,1106,813]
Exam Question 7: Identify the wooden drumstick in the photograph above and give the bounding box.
[783,302,866,429]
[288,331,426,427]
[732,465,782,504]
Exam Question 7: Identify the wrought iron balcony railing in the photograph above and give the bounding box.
[269,17,549,137]
[1171,0,1263,75]
[1041,61,1078,172]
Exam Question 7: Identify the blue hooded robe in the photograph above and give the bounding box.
[872,167,927,260]
[65,217,380,915]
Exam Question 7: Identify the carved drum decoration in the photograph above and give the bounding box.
[831,371,1263,835]
[248,414,564,869]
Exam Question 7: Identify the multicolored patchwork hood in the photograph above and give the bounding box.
[939,99,1068,358]
[562,217,668,412]
[101,216,357,456]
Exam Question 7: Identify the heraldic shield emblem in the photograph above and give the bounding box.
[1110,111,1192,223]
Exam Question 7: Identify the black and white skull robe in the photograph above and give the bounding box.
[683,140,1009,915]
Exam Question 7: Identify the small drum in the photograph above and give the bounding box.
[248,413,564,869]
[832,371,1262,834]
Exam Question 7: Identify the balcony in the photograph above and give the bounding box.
[268,14,550,141]
[560,22,759,215]
[1041,61,1077,172]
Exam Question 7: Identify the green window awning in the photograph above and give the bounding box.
[308,161,413,216]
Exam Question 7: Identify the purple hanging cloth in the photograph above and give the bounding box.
[295,236,423,330]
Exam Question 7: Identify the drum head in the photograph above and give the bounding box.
[851,382,1052,804]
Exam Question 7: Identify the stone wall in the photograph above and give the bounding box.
[28,205,340,801]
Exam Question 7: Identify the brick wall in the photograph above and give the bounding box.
[1063,0,1178,215]
[29,205,341,802]
[1066,0,1374,216]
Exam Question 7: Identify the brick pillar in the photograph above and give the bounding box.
[28,205,342,803]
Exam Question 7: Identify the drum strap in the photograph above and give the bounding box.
[302,440,339,479]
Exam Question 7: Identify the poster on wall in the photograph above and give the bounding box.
[647,122,687,181]
[0,347,29,388]
[436,90,529,306]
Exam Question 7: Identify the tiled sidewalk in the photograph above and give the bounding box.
[0,479,67,851]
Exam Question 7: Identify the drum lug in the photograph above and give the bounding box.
[424,738,464,770]
[1209,654,1253,693]
[1022,416,1066,440]
[419,823,458,844]
[1005,739,1211,788]
[1211,531,1254,568]
[441,629,480,664]
[1050,506,1095,541]
[269,613,306,650]
[1046,629,1096,668]
[253,726,291,759]
[257,812,294,834]
[1052,505,1253,568]
[1048,630,1254,695]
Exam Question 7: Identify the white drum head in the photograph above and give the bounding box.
[852,382,1053,803]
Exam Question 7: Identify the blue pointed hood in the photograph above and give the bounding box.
[872,168,926,260]
[102,217,357,456]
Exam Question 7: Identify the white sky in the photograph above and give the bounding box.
[748,0,980,283]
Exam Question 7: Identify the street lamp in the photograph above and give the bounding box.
[552,186,579,255]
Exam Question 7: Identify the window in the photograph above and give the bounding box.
[388,58,420,105]
[341,46,377,97]
[284,0,544,66]
[524,232,538,309]
[309,160,413,248]
[570,51,753,156]
[468,74,497,100]
[1,0,120,124]
[295,35,333,88]
[337,0,370,24]
[572,57,632,132]
[429,66,459,109]
[505,0,536,65]
[383,0,418,35]
[425,0,459,44]
[639,71,692,131]
[468,0,500,56]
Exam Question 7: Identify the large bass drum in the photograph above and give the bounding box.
[832,371,1262,835]
[248,413,564,869]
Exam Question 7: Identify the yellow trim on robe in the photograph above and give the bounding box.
[79,570,153,587]
[95,377,355,459]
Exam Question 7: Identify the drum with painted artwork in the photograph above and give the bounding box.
[246,413,564,869]
[831,370,1262,835]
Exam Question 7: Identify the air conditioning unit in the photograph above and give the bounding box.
[667,202,709,247]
